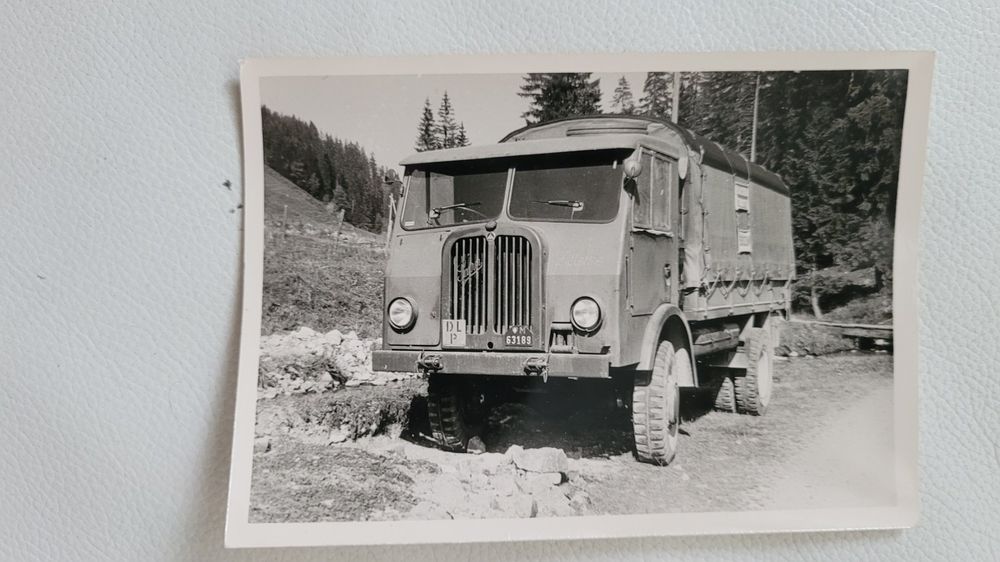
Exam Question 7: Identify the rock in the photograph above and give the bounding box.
[517,471,564,495]
[253,437,271,454]
[324,330,343,346]
[533,487,574,517]
[328,429,348,444]
[477,452,509,475]
[493,494,537,518]
[491,472,518,497]
[345,379,361,388]
[503,444,524,462]
[466,436,487,455]
[567,490,591,512]
[409,502,453,521]
[511,447,569,474]
[471,472,489,490]
[320,499,335,509]
[429,474,466,506]
[293,326,317,340]
[318,372,334,384]
[788,350,800,357]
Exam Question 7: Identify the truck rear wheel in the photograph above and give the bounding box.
[426,375,483,452]
[713,375,737,413]
[734,327,774,415]
[632,340,686,465]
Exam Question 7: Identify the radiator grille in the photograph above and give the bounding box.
[450,236,488,335]
[495,235,532,333]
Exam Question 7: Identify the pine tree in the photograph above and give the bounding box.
[456,122,470,147]
[436,91,458,148]
[638,72,673,119]
[518,73,602,124]
[611,76,636,114]
[414,98,437,152]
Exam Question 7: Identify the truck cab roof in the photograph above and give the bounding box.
[400,115,786,196]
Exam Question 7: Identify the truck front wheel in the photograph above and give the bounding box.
[426,374,484,452]
[632,340,687,465]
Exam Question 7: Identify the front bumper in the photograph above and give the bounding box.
[372,349,610,378]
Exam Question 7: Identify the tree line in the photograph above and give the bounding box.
[517,71,906,311]
[261,106,390,233]
[415,91,470,151]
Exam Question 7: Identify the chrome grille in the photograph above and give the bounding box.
[495,235,532,333]
[450,236,488,335]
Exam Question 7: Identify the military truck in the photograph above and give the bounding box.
[372,115,794,465]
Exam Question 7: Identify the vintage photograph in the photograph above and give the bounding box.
[228,53,928,545]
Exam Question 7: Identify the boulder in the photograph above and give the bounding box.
[466,436,487,455]
[323,329,343,347]
[510,447,569,475]
[253,437,271,454]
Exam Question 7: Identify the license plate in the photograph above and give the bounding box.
[504,326,532,347]
[442,319,466,347]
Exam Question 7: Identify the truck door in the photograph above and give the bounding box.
[628,152,678,315]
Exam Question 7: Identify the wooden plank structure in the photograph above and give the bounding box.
[789,319,893,342]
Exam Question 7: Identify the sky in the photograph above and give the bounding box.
[261,72,648,173]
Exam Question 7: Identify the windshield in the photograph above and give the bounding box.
[400,160,507,230]
[508,150,626,222]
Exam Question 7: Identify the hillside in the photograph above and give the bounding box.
[264,165,338,227]
[264,165,379,241]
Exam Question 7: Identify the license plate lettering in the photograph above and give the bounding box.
[442,319,466,347]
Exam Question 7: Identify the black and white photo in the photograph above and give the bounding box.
[227,52,931,547]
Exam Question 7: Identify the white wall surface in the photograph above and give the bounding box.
[2,1,997,560]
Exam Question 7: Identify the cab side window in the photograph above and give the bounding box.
[650,156,671,232]
[632,153,653,229]
[632,153,672,233]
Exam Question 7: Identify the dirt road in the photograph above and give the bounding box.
[250,353,894,522]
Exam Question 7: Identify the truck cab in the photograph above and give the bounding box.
[373,116,794,465]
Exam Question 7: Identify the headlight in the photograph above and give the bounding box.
[388,298,416,330]
[571,297,601,332]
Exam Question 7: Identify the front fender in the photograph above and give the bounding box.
[637,304,697,387]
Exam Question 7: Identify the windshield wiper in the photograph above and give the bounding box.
[428,202,487,222]
[532,199,584,210]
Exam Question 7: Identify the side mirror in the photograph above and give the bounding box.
[383,168,400,185]
[623,147,643,179]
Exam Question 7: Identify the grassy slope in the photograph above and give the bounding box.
[262,166,385,337]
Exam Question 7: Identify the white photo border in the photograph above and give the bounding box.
[227,51,932,548]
